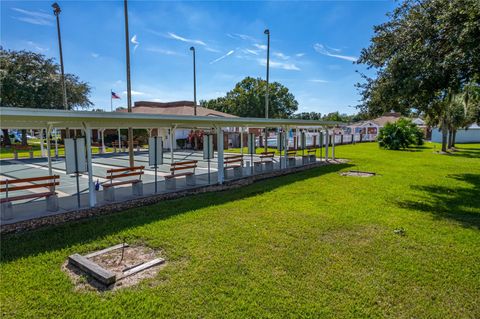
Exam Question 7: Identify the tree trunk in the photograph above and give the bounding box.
[447,129,453,149]
[1,129,12,146]
[21,129,28,146]
[452,130,457,147]
[441,118,448,152]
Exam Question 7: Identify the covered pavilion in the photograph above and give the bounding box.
[0,107,340,215]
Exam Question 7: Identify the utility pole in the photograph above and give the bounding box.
[190,46,197,116]
[264,29,270,152]
[124,0,134,166]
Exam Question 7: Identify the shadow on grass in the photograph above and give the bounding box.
[397,173,480,230]
[0,163,352,263]
[446,147,480,159]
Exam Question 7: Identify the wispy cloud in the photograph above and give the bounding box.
[313,43,357,62]
[167,32,206,46]
[295,53,305,57]
[227,33,257,42]
[210,50,235,64]
[25,41,49,52]
[123,90,145,96]
[258,58,300,71]
[91,53,100,58]
[273,52,289,60]
[131,35,139,52]
[325,45,341,52]
[243,49,259,56]
[145,47,181,56]
[12,7,52,26]
[253,43,267,50]
[204,47,221,53]
[309,79,329,83]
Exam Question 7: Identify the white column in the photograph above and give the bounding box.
[283,126,288,169]
[332,133,336,160]
[117,128,121,152]
[40,129,45,157]
[240,128,244,156]
[84,124,96,207]
[101,129,106,153]
[46,125,53,176]
[54,128,59,158]
[217,127,224,184]
[170,127,175,163]
[325,129,329,161]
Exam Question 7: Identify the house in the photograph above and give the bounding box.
[115,101,243,149]
[345,111,430,138]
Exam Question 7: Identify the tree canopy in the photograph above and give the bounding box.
[201,77,298,118]
[356,0,480,150]
[0,48,93,109]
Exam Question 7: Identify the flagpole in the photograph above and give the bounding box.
[110,89,113,112]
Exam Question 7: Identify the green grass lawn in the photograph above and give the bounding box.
[0,145,114,159]
[1,142,479,318]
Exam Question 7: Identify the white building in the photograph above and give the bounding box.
[431,123,480,143]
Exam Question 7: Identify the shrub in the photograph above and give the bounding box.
[377,118,424,150]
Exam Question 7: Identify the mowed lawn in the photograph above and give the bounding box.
[1,143,479,318]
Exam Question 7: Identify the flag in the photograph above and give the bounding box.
[111,91,121,99]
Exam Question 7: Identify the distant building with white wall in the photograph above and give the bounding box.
[431,123,480,143]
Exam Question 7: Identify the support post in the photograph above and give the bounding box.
[332,133,336,160]
[283,126,288,169]
[84,124,96,207]
[216,127,224,184]
[40,129,45,157]
[240,128,244,156]
[46,125,53,177]
[325,130,329,161]
[170,126,176,163]
[117,128,121,153]
[54,128,59,158]
[101,129,106,153]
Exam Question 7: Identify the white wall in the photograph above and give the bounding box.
[431,128,480,143]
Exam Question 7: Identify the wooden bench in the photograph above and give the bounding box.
[127,140,141,152]
[111,141,125,152]
[224,154,244,178]
[165,160,198,189]
[1,175,60,220]
[12,145,34,159]
[102,166,144,201]
[286,150,297,167]
[254,151,275,172]
[303,148,317,164]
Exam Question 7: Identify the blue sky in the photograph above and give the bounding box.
[1,1,395,115]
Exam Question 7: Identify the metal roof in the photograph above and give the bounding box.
[0,107,341,129]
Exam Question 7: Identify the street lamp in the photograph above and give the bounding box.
[123,0,134,166]
[52,2,67,111]
[52,2,69,138]
[264,29,270,119]
[264,29,270,152]
[190,46,197,116]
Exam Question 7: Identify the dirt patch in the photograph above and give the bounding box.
[63,244,166,292]
[341,170,376,177]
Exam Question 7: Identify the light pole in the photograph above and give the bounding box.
[123,0,134,166]
[52,2,69,138]
[190,46,197,116]
[264,29,270,152]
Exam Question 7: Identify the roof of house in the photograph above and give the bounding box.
[350,112,408,127]
[118,101,237,118]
